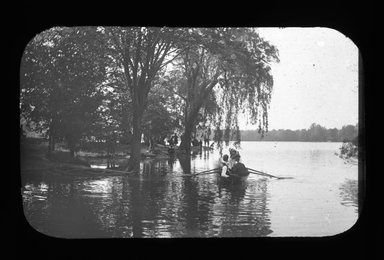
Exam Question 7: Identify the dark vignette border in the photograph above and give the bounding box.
[9,4,377,259]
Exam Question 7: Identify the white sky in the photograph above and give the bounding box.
[240,27,358,130]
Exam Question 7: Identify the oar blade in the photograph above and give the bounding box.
[247,168,293,180]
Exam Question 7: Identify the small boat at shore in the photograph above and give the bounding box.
[191,145,214,152]
[154,144,213,155]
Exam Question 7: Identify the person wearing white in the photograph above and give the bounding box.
[220,154,230,178]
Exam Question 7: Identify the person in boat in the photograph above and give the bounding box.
[171,133,178,146]
[230,154,249,178]
[229,148,240,169]
[220,154,231,178]
[167,136,173,147]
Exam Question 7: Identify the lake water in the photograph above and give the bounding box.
[21,141,359,238]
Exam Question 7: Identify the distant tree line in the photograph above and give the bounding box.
[238,123,358,142]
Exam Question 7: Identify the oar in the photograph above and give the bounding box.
[182,167,220,176]
[247,167,294,180]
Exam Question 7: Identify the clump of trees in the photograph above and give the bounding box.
[339,140,358,159]
[20,26,279,172]
[20,27,108,157]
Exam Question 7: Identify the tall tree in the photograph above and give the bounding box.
[104,27,188,171]
[20,27,66,151]
[165,28,279,153]
[20,27,107,156]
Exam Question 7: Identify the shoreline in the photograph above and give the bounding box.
[20,139,214,176]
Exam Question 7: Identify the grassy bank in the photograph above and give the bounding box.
[20,139,92,170]
[20,139,135,176]
[20,138,172,176]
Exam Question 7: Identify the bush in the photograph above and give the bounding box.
[339,141,358,159]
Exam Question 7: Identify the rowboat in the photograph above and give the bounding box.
[216,173,248,185]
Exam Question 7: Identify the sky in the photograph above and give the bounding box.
[240,27,358,131]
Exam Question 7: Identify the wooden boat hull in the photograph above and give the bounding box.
[216,173,248,184]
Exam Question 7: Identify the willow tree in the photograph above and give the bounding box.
[165,28,279,153]
[104,27,188,171]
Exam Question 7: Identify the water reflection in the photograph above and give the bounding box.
[217,179,272,237]
[22,155,273,237]
[22,142,357,237]
[178,154,191,174]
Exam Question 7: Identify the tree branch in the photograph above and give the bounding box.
[109,28,133,91]
[201,71,220,96]
[158,48,183,70]
[131,29,143,87]
[154,42,172,69]
[152,41,167,67]
[162,84,187,101]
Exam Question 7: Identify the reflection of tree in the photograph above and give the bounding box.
[194,181,217,236]
[23,175,113,238]
[339,179,358,213]
[202,149,211,161]
[178,154,191,174]
[142,159,170,177]
[142,159,153,175]
[168,155,176,170]
[22,153,274,238]
[181,178,200,236]
[177,154,197,235]
[177,154,216,236]
[130,178,144,237]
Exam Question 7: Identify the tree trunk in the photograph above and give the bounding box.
[67,136,76,158]
[107,140,110,168]
[69,146,75,158]
[179,125,192,154]
[179,77,219,153]
[179,106,200,154]
[128,105,144,172]
[178,153,191,174]
[48,133,53,152]
[48,124,56,153]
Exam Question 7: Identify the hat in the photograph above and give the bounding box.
[233,154,241,161]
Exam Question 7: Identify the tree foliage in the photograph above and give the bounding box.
[21,26,282,166]
[239,123,358,142]
[162,28,279,150]
[20,27,109,156]
[100,26,193,170]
